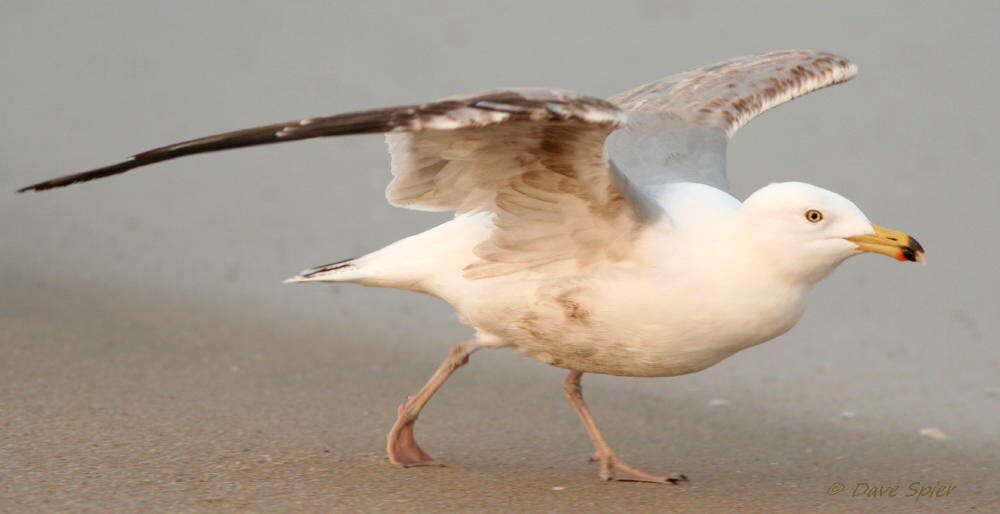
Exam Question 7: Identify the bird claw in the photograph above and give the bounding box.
[594,454,687,484]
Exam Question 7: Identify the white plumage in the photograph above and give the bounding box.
[288,181,869,378]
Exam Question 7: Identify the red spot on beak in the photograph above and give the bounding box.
[895,249,907,262]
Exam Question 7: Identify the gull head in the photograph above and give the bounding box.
[739,182,925,285]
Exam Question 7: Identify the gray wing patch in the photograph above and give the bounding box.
[605,111,729,192]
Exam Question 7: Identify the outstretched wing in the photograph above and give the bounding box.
[607,50,858,191]
[18,89,655,279]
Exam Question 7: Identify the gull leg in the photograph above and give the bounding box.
[562,370,688,484]
[387,340,478,467]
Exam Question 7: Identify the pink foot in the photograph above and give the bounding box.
[593,454,687,484]
[386,398,441,467]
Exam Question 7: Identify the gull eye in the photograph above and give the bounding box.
[804,209,823,223]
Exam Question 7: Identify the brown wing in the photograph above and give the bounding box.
[378,89,654,278]
[19,88,655,279]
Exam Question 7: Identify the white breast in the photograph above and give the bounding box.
[456,187,810,377]
[350,183,811,378]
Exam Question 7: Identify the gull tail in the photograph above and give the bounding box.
[284,257,365,283]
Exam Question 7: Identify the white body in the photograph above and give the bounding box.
[263,52,876,380]
[321,183,833,377]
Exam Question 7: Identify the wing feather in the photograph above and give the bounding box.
[606,50,857,191]
[610,50,857,137]
[18,90,618,193]
[19,88,655,279]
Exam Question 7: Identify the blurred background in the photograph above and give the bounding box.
[2,1,996,511]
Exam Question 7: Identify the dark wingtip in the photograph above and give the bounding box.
[16,158,143,193]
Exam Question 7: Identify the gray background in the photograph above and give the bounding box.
[2,1,997,512]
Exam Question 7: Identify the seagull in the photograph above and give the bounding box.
[19,50,925,484]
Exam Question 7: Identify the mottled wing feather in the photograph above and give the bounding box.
[606,50,857,192]
[381,89,652,278]
[19,88,652,279]
[610,50,857,138]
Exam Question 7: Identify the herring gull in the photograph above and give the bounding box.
[19,50,925,484]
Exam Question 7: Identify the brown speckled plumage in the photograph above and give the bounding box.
[609,50,857,137]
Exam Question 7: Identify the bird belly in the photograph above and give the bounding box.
[352,213,808,378]
[462,272,807,378]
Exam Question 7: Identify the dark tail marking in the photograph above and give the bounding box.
[300,258,356,278]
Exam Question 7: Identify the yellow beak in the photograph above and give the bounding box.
[846,225,926,263]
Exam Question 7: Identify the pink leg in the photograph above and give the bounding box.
[387,341,478,467]
[562,370,688,484]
